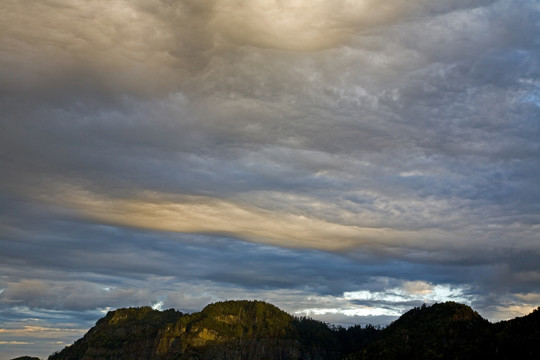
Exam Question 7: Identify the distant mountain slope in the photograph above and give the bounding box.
[46,300,540,360]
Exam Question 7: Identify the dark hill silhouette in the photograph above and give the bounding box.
[43,300,539,360]
[354,302,494,359]
[494,306,540,359]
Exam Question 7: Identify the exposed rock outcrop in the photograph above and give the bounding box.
[49,300,338,360]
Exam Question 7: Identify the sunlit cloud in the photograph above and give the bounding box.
[295,280,475,320]
[298,306,401,318]
[37,185,457,252]
[343,281,473,306]
[0,326,86,337]
[212,0,413,50]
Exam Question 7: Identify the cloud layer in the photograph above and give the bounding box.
[2,0,540,358]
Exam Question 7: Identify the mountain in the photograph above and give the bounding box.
[494,306,540,359]
[354,302,494,360]
[49,306,183,360]
[45,300,540,360]
[48,300,339,360]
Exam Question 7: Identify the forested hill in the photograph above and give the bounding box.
[38,300,539,360]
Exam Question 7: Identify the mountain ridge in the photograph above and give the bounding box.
[13,300,540,360]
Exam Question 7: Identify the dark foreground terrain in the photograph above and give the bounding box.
[14,300,540,360]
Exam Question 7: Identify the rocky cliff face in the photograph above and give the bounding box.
[49,300,338,360]
[49,306,183,360]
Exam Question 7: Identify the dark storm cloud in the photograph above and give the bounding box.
[1,1,540,357]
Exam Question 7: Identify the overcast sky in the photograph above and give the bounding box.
[1,0,540,358]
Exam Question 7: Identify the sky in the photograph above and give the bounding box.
[1,0,540,358]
